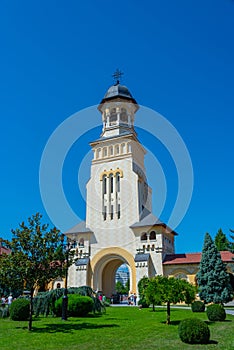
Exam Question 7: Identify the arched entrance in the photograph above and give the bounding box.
[89,247,136,298]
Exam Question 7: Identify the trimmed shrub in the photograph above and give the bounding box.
[178,318,210,344]
[191,300,205,312]
[206,304,226,321]
[10,298,30,321]
[54,294,94,317]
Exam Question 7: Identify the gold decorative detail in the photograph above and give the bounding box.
[100,168,123,180]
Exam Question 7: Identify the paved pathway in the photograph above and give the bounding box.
[111,303,234,315]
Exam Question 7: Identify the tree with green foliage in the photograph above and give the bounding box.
[144,275,196,324]
[115,281,126,295]
[196,232,233,304]
[229,229,234,253]
[0,213,71,331]
[214,228,229,251]
[137,276,150,307]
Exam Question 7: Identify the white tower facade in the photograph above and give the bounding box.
[65,81,177,297]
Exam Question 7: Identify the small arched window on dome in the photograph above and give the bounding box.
[110,108,117,125]
[120,108,128,124]
[141,232,147,241]
[149,231,156,240]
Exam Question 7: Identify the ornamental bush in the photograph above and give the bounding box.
[206,304,226,321]
[54,294,94,317]
[178,318,210,344]
[191,300,205,312]
[10,298,30,321]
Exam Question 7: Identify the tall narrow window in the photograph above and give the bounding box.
[110,175,114,193]
[103,206,107,221]
[116,173,120,192]
[110,205,114,220]
[103,175,107,194]
[110,108,117,125]
[117,204,120,219]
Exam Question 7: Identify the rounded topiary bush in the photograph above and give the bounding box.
[206,304,226,321]
[178,318,210,344]
[10,298,30,321]
[55,294,94,317]
[191,300,205,313]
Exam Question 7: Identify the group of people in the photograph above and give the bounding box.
[1,294,13,306]
[128,293,137,305]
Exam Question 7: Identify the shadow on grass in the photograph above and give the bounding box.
[160,320,181,326]
[30,322,119,333]
[205,319,232,325]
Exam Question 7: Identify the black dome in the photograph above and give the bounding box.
[100,83,137,105]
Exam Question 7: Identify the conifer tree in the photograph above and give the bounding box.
[214,228,229,251]
[197,233,233,304]
[229,229,234,253]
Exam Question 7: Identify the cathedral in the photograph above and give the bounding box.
[55,78,234,298]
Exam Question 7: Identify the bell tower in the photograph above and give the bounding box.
[65,74,177,297]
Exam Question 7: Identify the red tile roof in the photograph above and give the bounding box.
[0,246,11,255]
[163,251,234,265]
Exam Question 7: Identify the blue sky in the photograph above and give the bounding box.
[0,0,234,253]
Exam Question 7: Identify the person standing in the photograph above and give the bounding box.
[8,294,13,305]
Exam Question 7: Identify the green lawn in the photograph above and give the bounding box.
[0,307,233,350]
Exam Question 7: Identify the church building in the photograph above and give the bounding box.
[59,78,234,298]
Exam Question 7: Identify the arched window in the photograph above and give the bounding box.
[79,238,84,247]
[103,147,107,157]
[121,143,126,154]
[110,174,114,193]
[120,108,128,123]
[110,108,117,125]
[141,232,147,241]
[109,146,113,156]
[56,283,61,289]
[115,145,120,155]
[175,273,188,281]
[96,148,101,159]
[103,175,107,195]
[149,231,156,240]
[116,173,120,192]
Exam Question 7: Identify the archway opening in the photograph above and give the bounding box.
[115,264,130,303]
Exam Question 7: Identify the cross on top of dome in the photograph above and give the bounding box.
[112,69,124,85]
